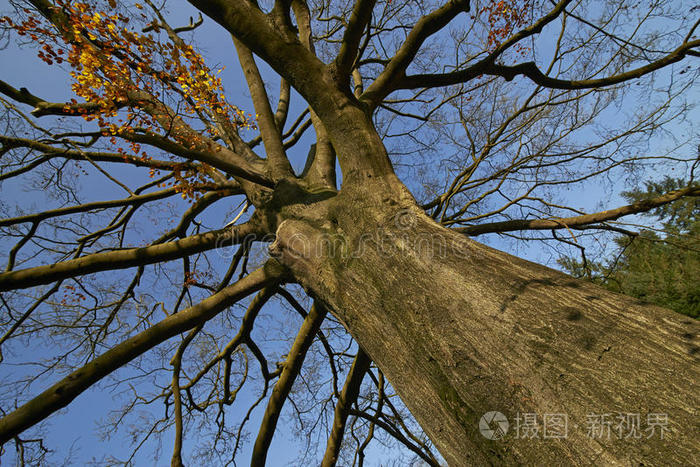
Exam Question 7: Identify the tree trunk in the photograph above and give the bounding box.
[271,177,699,466]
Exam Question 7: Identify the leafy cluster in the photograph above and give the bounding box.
[0,1,254,200]
[480,0,531,54]
[2,1,246,135]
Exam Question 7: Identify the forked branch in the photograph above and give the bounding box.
[251,301,328,465]
[0,262,287,444]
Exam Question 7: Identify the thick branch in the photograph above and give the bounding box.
[361,0,470,108]
[321,348,371,467]
[186,0,326,108]
[274,79,291,131]
[250,301,327,465]
[0,263,286,444]
[456,186,700,236]
[0,80,126,117]
[292,1,338,189]
[0,80,41,107]
[233,37,294,180]
[0,220,264,291]
[334,0,376,81]
[112,130,272,188]
[188,0,394,181]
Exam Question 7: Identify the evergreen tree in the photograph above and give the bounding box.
[561,177,699,318]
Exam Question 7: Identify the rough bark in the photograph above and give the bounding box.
[270,177,699,466]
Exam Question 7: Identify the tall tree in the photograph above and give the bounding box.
[0,0,698,465]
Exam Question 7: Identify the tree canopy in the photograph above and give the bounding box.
[0,0,698,465]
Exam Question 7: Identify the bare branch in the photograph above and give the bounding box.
[456,186,700,236]
[361,0,471,108]
[483,41,699,89]
[0,220,265,291]
[349,409,439,467]
[112,130,274,188]
[0,262,287,444]
[0,79,126,117]
[292,1,338,189]
[233,37,294,180]
[321,348,371,467]
[187,0,326,109]
[0,135,197,172]
[251,301,327,465]
[170,324,202,467]
[0,187,184,228]
[334,0,377,82]
[275,79,291,131]
[400,27,698,91]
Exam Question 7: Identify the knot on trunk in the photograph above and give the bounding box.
[269,219,346,300]
[270,218,348,268]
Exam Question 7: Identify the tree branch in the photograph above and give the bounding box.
[0,187,185,228]
[274,79,291,131]
[186,0,327,110]
[169,323,202,467]
[321,348,371,467]
[400,39,699,91]
[233,37,294,180]
[292,1,338,189]
[334,0,376,82]
[0,135,196,172]
[113,130,274,188]
[188,0,393,181]
[349,409,439,466]
[456,186,700,236]
[0,262,286,444]
[485,40,699,89]
[0,220,264,291]
[0,79,126,117]
[361,0,470,109]
[21,0,272,193]
[250,301,327,465]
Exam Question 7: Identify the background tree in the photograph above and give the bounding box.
[0,0,698,465]
[560,177,699,318]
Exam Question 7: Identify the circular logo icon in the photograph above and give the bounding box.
[479,411,509,440]
[393,209,416,230]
